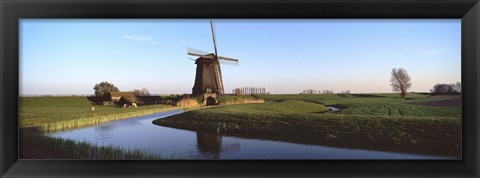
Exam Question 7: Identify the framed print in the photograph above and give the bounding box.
[1,0,479,177]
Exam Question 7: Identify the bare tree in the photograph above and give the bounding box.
[133,88,150,96]
[133,89,142,96]
[141,88,150,96]
[390,68,411,98]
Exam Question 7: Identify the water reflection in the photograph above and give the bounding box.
[196,132,240,159]
[196,132,222,158]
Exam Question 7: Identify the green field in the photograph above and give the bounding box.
[20,96,179,131]
[203,100,330,114]
[256,93,461,117]
[154,93,461,157]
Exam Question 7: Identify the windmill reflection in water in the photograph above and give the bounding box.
[196,132,240,159]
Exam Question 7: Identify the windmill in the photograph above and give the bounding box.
[187,20,239,97]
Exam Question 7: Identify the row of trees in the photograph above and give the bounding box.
[93,81,149,96]
[299,90,351,94]
[299,89,335,94]
[233,87,267,95]
[430,82,461,94]
[133,88,150,96]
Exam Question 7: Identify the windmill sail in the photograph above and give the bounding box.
[210,20,218,57]
[187,47,211,56]
[218,59,239,66]
[218,56,239,62]
[218,56,239,66]
[210,20,225,94]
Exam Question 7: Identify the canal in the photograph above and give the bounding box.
[48,109,455,159]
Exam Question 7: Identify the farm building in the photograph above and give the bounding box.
[109,92,143,106]
[87,92,191,107]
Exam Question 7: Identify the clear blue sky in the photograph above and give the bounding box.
[20,19,461,95]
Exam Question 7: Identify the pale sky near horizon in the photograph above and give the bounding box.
[20,19,461,95]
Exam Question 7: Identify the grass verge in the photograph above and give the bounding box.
[37,106,183,132]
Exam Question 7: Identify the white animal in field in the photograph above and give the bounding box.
[91,107,95,112]
[123,104,127,108]
[132,103,137,107]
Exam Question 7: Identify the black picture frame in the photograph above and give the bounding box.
[1,0,479,177]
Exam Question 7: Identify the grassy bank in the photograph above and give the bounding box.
[154,94,461,157]
[257,93,461,117]
[20,128,177,159]
[20,96,182,131]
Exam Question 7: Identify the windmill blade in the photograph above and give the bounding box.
[215,62,225,94]
[210,20,218,58]
[210,20,224,94]
[218,59,239,66]
[218,56,239,62]
[187,47,210,56]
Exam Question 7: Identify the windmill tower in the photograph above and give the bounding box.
[187,20,239,98]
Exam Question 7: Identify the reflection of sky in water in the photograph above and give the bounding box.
[48,110,456,160]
